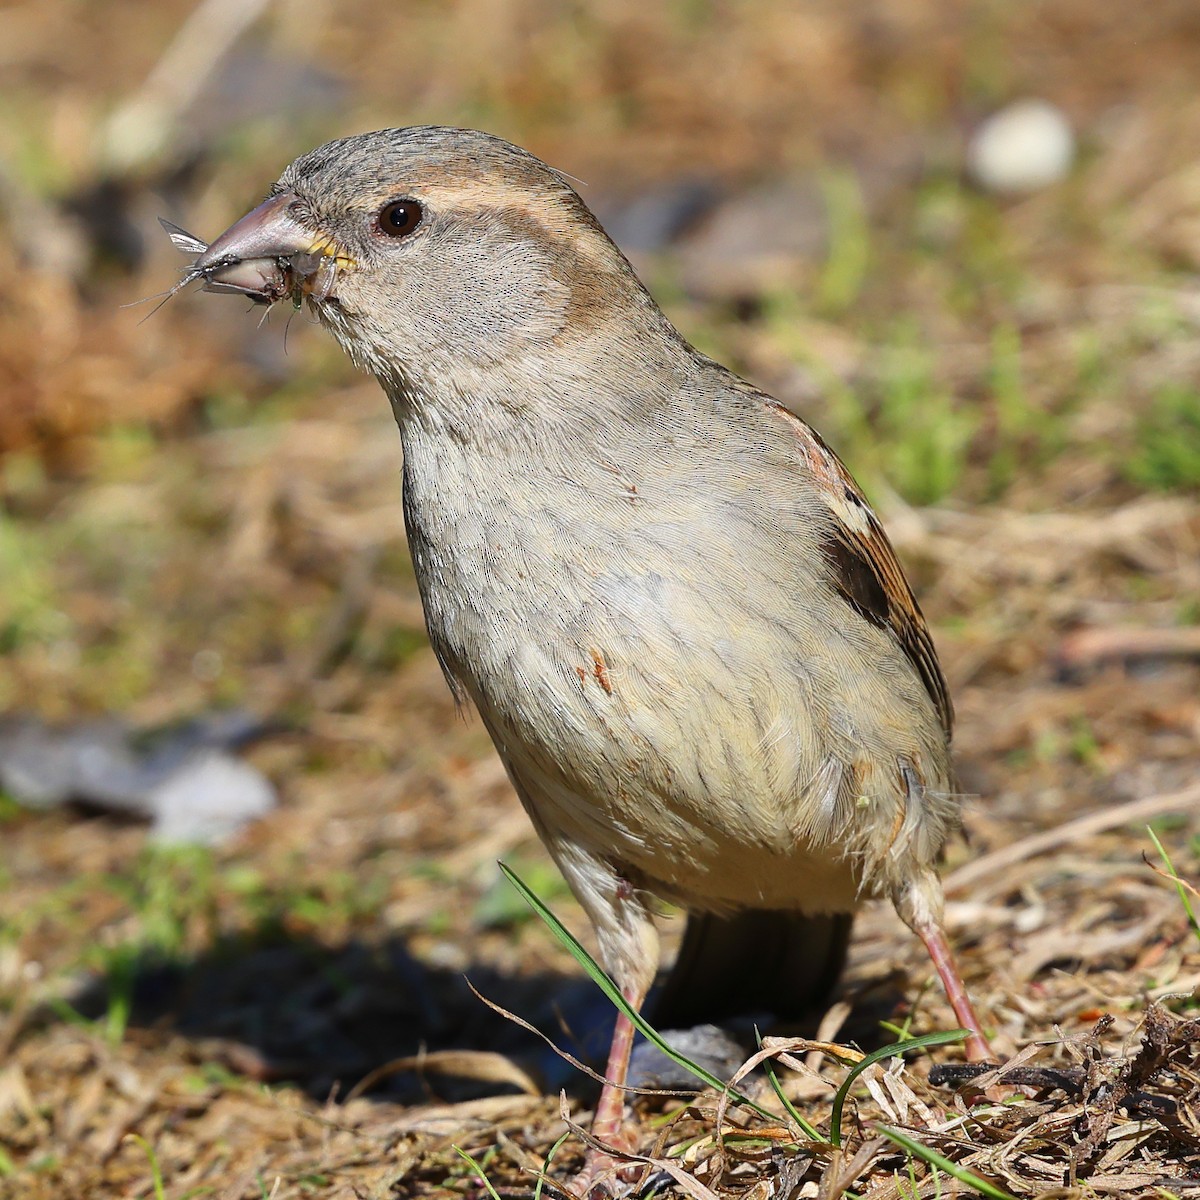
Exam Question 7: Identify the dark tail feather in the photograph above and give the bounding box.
[651,909,852,1028]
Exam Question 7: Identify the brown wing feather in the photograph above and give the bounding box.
[766,401,954,736]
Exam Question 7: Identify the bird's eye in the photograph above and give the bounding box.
[377,199,423,238]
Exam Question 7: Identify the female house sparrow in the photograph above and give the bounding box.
[179,125,991,1156]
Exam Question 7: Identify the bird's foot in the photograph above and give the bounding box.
[560,1010,648,1196]
[563,1148,643,1198]
[560,1115,644,1198]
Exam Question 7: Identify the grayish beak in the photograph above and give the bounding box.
[190,193,345,304]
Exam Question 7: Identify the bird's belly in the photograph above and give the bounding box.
[410,519,862,911]
[400,430,947,913]
[469,621,866,915]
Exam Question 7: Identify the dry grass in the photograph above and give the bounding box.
[2,1,1200,1197]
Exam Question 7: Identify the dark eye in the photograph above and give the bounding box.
[377,199,423,237]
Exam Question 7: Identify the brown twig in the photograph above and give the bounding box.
[946,781,1200,894]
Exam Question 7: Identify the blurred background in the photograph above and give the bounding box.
[2,2,1200,1198]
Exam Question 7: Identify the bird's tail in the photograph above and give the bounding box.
[651,909,852,1028]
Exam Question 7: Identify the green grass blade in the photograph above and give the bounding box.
[830,1029,969,1148]
[499,862,775,1120]
[877,1125,1018,1200]
[533,1131,571,1200]
[755,1025,826,1143]
[1147,826,1200,948]
[127,1134,167,1200]
[453,1146,503,1200]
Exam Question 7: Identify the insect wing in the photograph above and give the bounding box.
[158,217,210,256]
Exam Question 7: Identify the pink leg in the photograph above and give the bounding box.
[539,848,660,1195]
[571,987,645,1197]
[591,1001,639,1146]
[915,918,994,1063]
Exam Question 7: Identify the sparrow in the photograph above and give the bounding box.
[175,125,992,1183]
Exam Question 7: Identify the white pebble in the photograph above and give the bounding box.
[967,99,1075,195]
[149,750,276,845]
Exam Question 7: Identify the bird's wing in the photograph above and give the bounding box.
[764,397,954,737]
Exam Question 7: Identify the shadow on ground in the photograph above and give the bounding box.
[53,916,912,1110]
[59,928,616,1106]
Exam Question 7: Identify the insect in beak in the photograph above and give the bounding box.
[157,194,352,309]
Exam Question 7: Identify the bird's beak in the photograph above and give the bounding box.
[191,192,349,305]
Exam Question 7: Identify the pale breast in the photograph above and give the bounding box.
[397,400,952,911]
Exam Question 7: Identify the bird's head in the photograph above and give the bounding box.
[185,126,656,393]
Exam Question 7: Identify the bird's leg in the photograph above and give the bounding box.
[894,869,994,1064]
[569,982,650,1198]
[913,914,992,1063]
[591,988,642,1147]
[538,841,660,1196]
